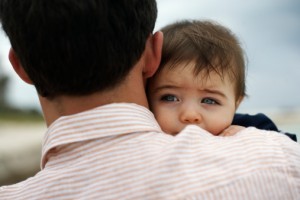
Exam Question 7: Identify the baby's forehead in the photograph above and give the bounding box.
[162,59,235,80]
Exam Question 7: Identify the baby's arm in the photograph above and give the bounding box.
[219,125,245,136]
[218,113,298,140]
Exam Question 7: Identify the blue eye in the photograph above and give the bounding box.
[160,94,179,102]
[202,98,218,105]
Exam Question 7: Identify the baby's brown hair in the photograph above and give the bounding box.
[157,20,247,100]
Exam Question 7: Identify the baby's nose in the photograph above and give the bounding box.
[180,108,202,124]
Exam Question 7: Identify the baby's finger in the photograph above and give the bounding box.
[220,125,245,136]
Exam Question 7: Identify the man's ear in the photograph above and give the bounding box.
[142,31,163,79]
[8,48,33,84]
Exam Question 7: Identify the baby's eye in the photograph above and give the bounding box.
[160,94,179,102]
[201,98,218,105]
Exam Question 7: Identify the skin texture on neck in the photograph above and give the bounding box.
[39,63,149,127]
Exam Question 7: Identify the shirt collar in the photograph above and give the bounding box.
[41,103,162,168]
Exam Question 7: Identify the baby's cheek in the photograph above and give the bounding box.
[155,114,177,135]
[152,106,181,135]
[156,115,173,132]
[208,118,233,136]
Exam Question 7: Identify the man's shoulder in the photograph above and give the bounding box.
[177,125,299,154]
[1,126,299,199]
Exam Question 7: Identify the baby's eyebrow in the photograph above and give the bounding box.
[202,89,226,98]
[152,85,180,93]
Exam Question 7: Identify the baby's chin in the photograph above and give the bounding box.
[162,129,180,136]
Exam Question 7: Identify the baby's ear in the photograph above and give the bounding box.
[9,48,33,84]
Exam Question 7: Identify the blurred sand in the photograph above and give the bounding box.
[0,122,45,185]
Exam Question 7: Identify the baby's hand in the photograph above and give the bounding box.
[219,125,245,136]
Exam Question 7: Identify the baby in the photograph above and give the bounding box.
[147,20,246,136]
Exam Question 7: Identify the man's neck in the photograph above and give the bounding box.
[39,69,149,127]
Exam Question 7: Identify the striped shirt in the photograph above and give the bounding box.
[0,103,299,199]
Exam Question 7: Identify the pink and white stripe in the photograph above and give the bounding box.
[1,103,299,199]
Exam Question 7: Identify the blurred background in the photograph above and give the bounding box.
[0,0,299,186]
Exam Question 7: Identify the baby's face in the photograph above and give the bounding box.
[148,62,239,136]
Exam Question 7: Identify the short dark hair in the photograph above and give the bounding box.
[0,0,157,98]
[157,20,247,99]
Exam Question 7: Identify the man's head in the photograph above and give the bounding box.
[0,0,157,98]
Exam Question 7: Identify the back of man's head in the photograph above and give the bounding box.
[0,0,157,98]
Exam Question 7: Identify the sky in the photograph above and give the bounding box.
[0,0,300,114]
